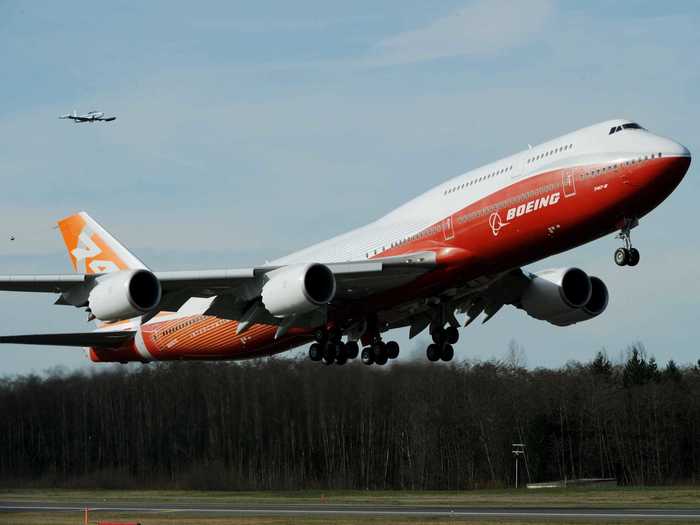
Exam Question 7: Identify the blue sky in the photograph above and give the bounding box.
[1,0,698,375]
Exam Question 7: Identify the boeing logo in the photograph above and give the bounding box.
[489,212,509,236]
[506,192,561,221]
[490,192,562,237]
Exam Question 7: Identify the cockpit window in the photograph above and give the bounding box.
[609,122,645,135]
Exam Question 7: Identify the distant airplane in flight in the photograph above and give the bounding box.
[59,110,116,123]
[0,119,691,367]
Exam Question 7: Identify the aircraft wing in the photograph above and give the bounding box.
[0,251,436,314]
[0,330,135,347]
[0,274,88,293]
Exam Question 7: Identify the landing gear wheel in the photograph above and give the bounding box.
[345,341,359,359]
[385,341,400,359]
[335,355,347,365]
[308,343,322,362]
[441,344,454,362]
[323,342,337,362]
[375,353,389,366]
[614,247,629,266]
[361,347,374,365]
[372,342,386,362]
[335,342,347,360]
[431,330,443,344]
[628,247,640,266]
[444,326,459,345]
[426,344,441,362]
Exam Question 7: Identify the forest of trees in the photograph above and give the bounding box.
[1,344,699,490]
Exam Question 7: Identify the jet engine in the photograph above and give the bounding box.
[88,269,162,321]
[261,263,336,317]
[520,267,599,326]
[548,276,609,326]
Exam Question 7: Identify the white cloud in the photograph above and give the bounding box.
[368,0,555,66]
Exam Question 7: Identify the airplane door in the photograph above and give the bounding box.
[442,216,455,241]
[562,169,576,198]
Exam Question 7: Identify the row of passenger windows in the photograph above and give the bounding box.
[576,153,658,181]
[457,182,560,224]
[609,122,645,135]
[367,151,664,258]
[443,165,513,196]
[527,143,573,164]
[153,317,198,340]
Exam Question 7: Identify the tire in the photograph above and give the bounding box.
[431,329,443,344]
[426,344,441,362]
[361,347,374,365]
[441,344,454,362]
[444,326,459,345]
[628,247,640,266]
[345,341,359,359]
[308,343,322,361]
[323,342,337,361]
[385,341,400,359]
[375,353,389,365]
[336,342,347,359]
[614,247,629,266]
[373,342,387,362]
[335,355,347,366]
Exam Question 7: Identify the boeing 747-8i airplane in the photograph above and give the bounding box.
[0,119,691,365]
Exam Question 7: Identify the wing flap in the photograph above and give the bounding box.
[0,331,135,347]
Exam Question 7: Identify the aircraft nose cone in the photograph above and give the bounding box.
[658,137,690,158]
[673,141,690,158]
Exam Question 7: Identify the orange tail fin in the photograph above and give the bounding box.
[57,212,148,274]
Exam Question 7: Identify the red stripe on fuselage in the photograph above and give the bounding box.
[88,155,690,363]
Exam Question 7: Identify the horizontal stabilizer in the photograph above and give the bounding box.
[0,331,135,347]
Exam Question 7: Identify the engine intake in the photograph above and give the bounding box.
[549,276,609,326]
[88,269,162,321]
[262,263,336,318]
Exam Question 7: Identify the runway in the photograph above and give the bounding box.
[2,500,700,520]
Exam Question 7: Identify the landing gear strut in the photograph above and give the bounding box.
[615,218,640,267]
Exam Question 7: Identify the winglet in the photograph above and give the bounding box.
[57,212,148,274]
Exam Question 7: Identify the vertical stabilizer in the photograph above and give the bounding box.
[57,212,148,274]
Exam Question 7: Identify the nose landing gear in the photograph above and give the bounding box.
[615,218,640,267]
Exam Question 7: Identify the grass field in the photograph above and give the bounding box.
[0,514,699,525]
[2,486,699,507]
[1,486,699,524]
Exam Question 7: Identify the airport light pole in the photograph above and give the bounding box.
[512,443,526,489]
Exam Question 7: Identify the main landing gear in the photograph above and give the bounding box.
[426,325,458,362]
[308,328,360,366]
[360,337,400,367]
[614,218,640,267]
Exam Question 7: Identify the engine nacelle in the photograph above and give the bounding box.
[261,263,336,318]
[549,276,609,326]
[520,267,592,323]
[88,269,162,321]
